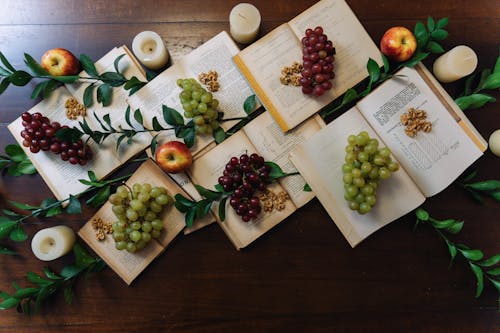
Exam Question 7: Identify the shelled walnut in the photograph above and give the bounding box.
[91,217,113,241]
[280,62,303,86]
[258,189,290,212]
[400,107,432,137]
[65,97,86,120]
[198,70,220,92]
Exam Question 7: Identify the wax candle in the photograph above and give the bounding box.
[31,225,76,261]
[229,3,261,44]
[132,31,169,70]
[432,45,478,83]
[488,129,500,157]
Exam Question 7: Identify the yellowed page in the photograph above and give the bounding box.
[7,87,120,200]
[289,108,425,247]
[78,159,185,285]
[188,131,296,249]
[243,112,324,207]
[233,0,382,132]
[356,66,483,197]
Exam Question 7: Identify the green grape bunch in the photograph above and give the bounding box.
[177,78,221,135]
[342,131,400,214]
[108,183,173,253]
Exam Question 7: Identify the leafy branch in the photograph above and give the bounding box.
[455,48,500,110]
[321,16,448,119]
[0,243,106,315]
[415,208,500,307]
[455,170,500,204]
[0,52,147,107]
[174,162,297,227]
[0,144,36,176]
[0,171,131,253]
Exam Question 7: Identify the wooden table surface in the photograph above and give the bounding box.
[0,1,499,332]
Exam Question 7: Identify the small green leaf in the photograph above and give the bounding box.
[5,144,25,162]
[182,127,195,148]
[430,218,456,229]
[174,194,196,207]
[469,263,484,298]
[124,76,141,90]
[96,84,112,106]
[0,78,10,95]
[0,52,16,72]
[83,84,95,108]
[65,195,81,215]
[427,16,436,31]
[0,220,17,239]
[481,72,500,90]
[31,81,47,99]
[455,93,496,110]
[489,190,500,202]
[63,285,75,304]
[243,95,257,114]
[213,127,226,144]
[0,65,11,76]
[60,265,84,279]
[487,268,500,276]
[194,199,212,219]
[0,297,20,310]
[24,53,49,76]
[13,288,38,299]
[149,134,159,157]
[0,246,17,255]
[218,197,227,222]
[113,54,126,74]
[9,70,32,86]
[381,53,390,74]
[9,226,28,242]
[427,41,445,54]
[43,267,62,280]
[79,54,98,77]
[152,117,164,131]
[403,52,429,68]
[73,243,96,268]
[414,21,429,48]
[463,74,476,96]
[341,88,359,106]
[88,170,98,182]
[26,272,51,287]
[41,79,60,98]
[303,183,312,192]
[134,108,144,126]
[100,72,126,87]
[8,201,38,211]
[466,180,500,191]
[174,200,189,213]
[415,208,429,221]
[458,247,484,261]
[461,169,478,183]
[124,106,134,128]
[102,114,114,131]
[266,161,287,180]
[195,185,222,201]
[185,208,195,228]
[479,254,500,267]
[436,17,449,29]
[86,185,110,208]
[162,105,184,126]
[430,29,448,41]
[446,240,457,265]
[445,220,464,234]
[367,58,380,84]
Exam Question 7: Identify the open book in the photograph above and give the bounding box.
[233,0,382,132]
[8,46,149,201]
[289,64,487,247]
[188,112,325,249]
[78,159,186,285]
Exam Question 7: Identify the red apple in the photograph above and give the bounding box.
[155,141,193,173]
[380,27,417,62]
[40,48,80,76]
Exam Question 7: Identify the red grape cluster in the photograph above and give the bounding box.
[300,26,336,97]
[218,153,271,222]
[20,111,93,165]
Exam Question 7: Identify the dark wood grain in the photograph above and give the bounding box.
[0,1,499,332]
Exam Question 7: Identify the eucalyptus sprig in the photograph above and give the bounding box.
[455,47,500,110]
[415,208,500,307]
[0,144,36,176]
[174,162,297,227]
[0,170,131,253]
[0,243,106,315]
[0,52,147,107]
[455,170,500,203]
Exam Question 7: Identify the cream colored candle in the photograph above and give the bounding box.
[31,225,76,261]
[132,31,169,70]
[433,45,478,83]
[229,3,261,44]
[488,129,500,157]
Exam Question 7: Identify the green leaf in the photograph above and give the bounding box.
[430,29,448,41]
[73,243,96,268]
[469,263,484,298]
[414,21,429,49]
[479,254,500,267]
[134,108,144,126]
[113,54,126,74]
[0,297,20,310]
[43,267,62,280]
[149,134,159,157]
[415,208,429,221]
[8,201,38,211]
[489,190,500,202]
[96,84,111,106]
[430,218,456,229]
[463,74,476,96]
[381,54,390,74]
[487,268,500,276]
[218,197,227,222]
[427,41,445,54]
[63,285,75,304]
[458,247,484,261]
[9,226,28,242]
[83,84,95,107]
[445,220,464,234]
[243,95,257,114]
[213,127,226,144]
[24,53,49,76]
[13,288,38,299]
[60,265,84,279]
[124,76,141,90]
[49,75,79,83]
[427,16,436,31]
[79,54,98,77]
[9,70,32,86]
[86,185,110,208]
[0,52,16,72]
[367,58,380,84]
[303,183,312,192]
[436,17,449,29]
[124,106,134,128]
[174,194,196,208]
[195,184,222,201]
[26,272,51,287]
[185,207,196,227]
[0,65,11,76]
[466,180,500,191]
[174,200,189,213]
[41,79,60,98]
[31,81,47,99]
[0,246,17,255]
[194,199,212,219]
[5,144,25,162]
[481,72,500,90]
[65,195,81,214]
[446,240,457,265]
[455,93,496,110]
[182,127,195,148]
[162,105,184,126]
[403,52,429,68]
[341,88,359,106]
[0,78,10,95]
[102,114,114,131]
[0,220,17,239]
[266,161,287,180]
[152,117,164,131]
[100,72,126,87]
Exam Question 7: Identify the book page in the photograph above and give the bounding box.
[188,131,296,250]
[356,66,483,197]
[78,159,185,285]
[233,0,382,132]
[7,87,120,200]
[243,112,324,207]
[65,46,151,163]
[289,108,425,247]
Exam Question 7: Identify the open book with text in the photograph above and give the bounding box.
[289,64,487,247]
[233,0,382,132]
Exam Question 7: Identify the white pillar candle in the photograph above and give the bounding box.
[31,225,76,261]
[229,3,261,44]
[488,129,500,157]
[132,31,169,70]
[433,45,478,83]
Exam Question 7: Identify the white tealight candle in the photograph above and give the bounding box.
[433,45,478,83]
[488,129,500,157]
[31,225,76,261]
[229,3,261,44]
[132,31,169,70]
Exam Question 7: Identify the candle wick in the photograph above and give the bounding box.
[238,13,248,21]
